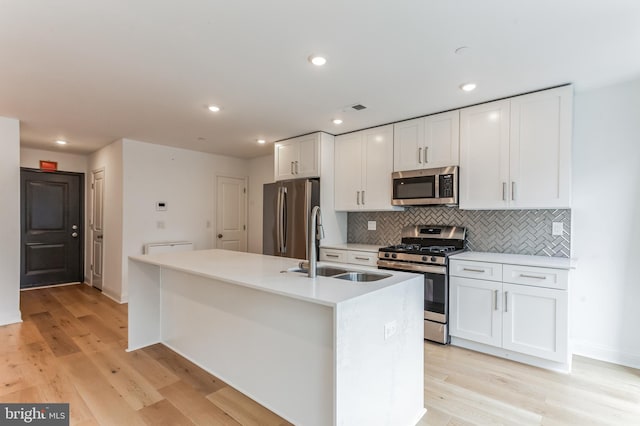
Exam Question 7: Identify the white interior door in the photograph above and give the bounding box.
[216,176,247,251]
[91,169,105,290]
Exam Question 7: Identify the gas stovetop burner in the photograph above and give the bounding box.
[378,225,467,266]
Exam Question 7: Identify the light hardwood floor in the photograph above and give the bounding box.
[2,284,639,425]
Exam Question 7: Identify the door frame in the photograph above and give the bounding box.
[20,167,85,287]
[215,175,248,251]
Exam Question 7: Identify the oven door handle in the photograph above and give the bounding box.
[377,259,446,274]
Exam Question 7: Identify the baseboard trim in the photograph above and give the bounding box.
[102,288,126,304]
[572,340,640,370]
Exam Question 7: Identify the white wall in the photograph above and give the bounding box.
[0,117,22,325]
[247,154,274,253]
[20,147,88,173]
[571,77,640,368]
[88,140,124,302]
[120,139,249,301]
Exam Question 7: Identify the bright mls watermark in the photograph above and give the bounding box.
[1,404,69,425]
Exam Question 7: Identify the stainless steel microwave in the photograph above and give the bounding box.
[391,166,459,206]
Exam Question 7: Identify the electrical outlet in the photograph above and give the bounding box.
[368,220,377,231]
[552,222,563,236]
[384,320,397,340]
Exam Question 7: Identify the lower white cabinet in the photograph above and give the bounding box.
[449,257,569,365]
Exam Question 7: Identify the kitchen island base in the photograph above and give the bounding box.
[128,250,425,426]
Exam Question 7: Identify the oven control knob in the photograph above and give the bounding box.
[384,253,390,258]
[431,256,437,262]
[421,256,427,261]
[391,253,397,259]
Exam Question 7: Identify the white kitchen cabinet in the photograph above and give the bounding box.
[449,256,570,367]
[274,133,320,181]
[334,125,397,211]
[393,110,460,172]
[459,85,572,209]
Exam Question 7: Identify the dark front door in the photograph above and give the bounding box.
[20,169,84,288]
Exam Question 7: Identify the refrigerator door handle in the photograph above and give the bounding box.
[281,187,288,253]
[276,187,282,253]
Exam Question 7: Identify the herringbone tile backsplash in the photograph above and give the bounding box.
[348,208,571,257]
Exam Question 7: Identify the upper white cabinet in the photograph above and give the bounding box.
[334,125,398,211]
[393,110,460,172]
[274,133,320,181]
[459,86,573,209]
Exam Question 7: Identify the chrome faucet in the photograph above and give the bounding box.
[308,205,325,278]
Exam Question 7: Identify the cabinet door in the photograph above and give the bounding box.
[502,283,568,362]
[274,140,298,181]
[393,118,424,172]
[424,110,460,168]
[509,86,572,208]
[459,100,510,209]
[334,133,363,211]
[362,125,395,210]
[296,134,320,178]
[450,277,502,347]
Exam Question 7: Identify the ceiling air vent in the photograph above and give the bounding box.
[351,104,367,111]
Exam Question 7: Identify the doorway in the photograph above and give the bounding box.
[216,176,248,251]
[20,168,84,288]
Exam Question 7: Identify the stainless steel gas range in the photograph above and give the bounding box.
[377,225,466,344]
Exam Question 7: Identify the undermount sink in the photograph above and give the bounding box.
[332,271,392,282]
[287,266,390,282]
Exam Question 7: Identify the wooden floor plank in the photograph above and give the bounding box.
[29,311,81,357]
[110,347,180,390]
[77,314,125,343]
[160,380,241,426]
[207,387,293,426]
[143,344,227,395]
[137,399,195,426]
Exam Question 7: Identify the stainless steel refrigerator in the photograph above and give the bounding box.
[263,178,320,260]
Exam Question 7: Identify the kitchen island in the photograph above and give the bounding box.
[128,249,425,426]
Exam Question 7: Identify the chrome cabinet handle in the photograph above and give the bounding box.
[418,147,423,164]
[512,181,516,201]
[494,289,498,311]
[424,146,428,163]
[504,291,509,313]
[326,254,339,258]
[463,267,485,273]
[354,256,370,261]
[361,190,365,205]
[356,191,360,205]
[520,274,546,279]
[502,182,507,201]
[290,162,294,174]
[295,161,299,174]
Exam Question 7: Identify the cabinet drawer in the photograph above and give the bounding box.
[347,250,378,266]
[449,260,502,281]
[503,265,568,290]
[319,249,346,263]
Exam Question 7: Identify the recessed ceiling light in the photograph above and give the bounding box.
[208,105,221,112]
[332,119,343,125]
[56,140,67,145]
[257,139,266,144]
[460,83,477,92]
[308,55,327,66]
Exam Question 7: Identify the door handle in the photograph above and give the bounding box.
[71,232,78,238]
[72,224,78,230]
[96,235,103,240]
[424,146,428,163]
[356,191,360,205]
[290,162,294,174]
[418,147,422,164]
[294,161,299,174]
[494,289,498,311]
[504,291,509,313]
[502,182,507,201]
[217,234,223,239]
[511,181,516,201]
[361,190,365,205]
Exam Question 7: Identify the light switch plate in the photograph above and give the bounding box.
[552,222,563,236]
[367,220,376,231]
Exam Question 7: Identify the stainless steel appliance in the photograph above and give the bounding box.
[391,166,458,206]
[377,225,466,344]
[263,179,320,260]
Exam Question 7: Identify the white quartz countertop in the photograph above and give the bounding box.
[450,251,575,269]
[129,249,419,307]
[319,243,383,252]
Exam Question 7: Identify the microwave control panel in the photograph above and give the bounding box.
[439,174,454,198]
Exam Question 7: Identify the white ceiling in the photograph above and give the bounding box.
[1,1,639,159]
